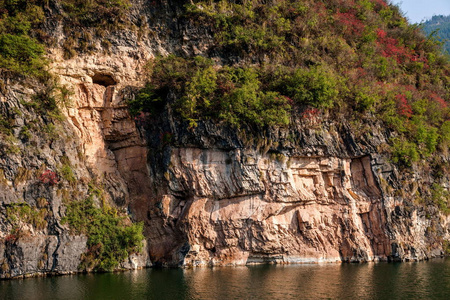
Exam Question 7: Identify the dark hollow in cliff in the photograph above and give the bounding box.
[92,74,117,87]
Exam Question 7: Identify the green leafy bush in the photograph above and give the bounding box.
[21,85,62,118]
[0,0,47,77]
[0,34,45,75]
[0,115,13,136]
[410,116,439,156]
[440,121,450,146]
[61,0,131,27]
[430,183,450,215]
[444,240,450,255]
[391,138,419,167]
[5,202,47,230]
[62,197,144,271]
[130,56,292,128]
[216,67,291,127]
[272,65,341,109]
[60,163,76,184]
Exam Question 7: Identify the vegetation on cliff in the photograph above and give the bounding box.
[0,0,147,274]
[0,0,47,77]
[1,1,448,169]
[0,0,133,129]
[62,189,144,272]
[0,0,131,76]
[132,0,449,169]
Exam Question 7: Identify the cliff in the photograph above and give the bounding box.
[0,0,449,278]
[140,109,449,266]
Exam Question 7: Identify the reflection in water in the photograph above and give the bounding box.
[1,258,449,300]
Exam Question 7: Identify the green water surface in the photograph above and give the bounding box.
[1,258,449,299]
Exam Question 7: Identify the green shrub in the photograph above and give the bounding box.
[0,1,48,78]
[61,0,131,27]
[178,58,217,126]
[272,65,340,109]
[411,116,439,156]
[60,163,76,184]
[62,197,144,271]
[131,56,291,128]
[431,183,450,215]
[440,121,450,146]
[0,33,46,77]
[354,89,380,112]
[128,85,160,116]
[216,67,291,127]
[391,138,419,167]
[19,125,31,141]
[444,240,450,255]
[0,115,13,136]
[5,202,47,230]
[28,86,61,117]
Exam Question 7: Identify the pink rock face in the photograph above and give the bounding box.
[145,149,392,266]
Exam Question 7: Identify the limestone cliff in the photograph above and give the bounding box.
[139,111,449,266]
[0,0,449,278]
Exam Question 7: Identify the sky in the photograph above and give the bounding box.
[392,0,450,23]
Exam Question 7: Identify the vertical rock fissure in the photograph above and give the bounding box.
[50,223,63,272]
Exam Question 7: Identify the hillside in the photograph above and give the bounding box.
[0,0,449,277]
[422,14,450,54]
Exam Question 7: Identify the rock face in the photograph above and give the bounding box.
[0,0,449,278]
[137,114,450,266]
[0,21,153,277]
[0,69,151,278]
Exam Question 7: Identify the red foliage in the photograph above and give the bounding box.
[313,2,327,18]
[302,108,320,119]
[377,29,387,39]
[39,170,58,185]
[284,96,294,106]
[287,7,297,15]
[396,94,412,118]
[217,80,235,94]
[5,234,17,243]
[377,33,404,63]
[429,93,448,109]
[335,11,365,37]
[356,67,367,77]
[376,29,428,65]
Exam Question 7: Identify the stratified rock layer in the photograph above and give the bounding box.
[138,115,449,266]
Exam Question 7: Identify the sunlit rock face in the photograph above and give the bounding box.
[162,150,386,266]
[135,113,449,267]
[0,20,155,278]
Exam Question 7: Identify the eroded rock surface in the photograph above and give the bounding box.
[136,113,450,266]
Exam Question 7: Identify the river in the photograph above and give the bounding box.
[1,258,449,299]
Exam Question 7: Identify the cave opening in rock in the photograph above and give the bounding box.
[92,73,117,87]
